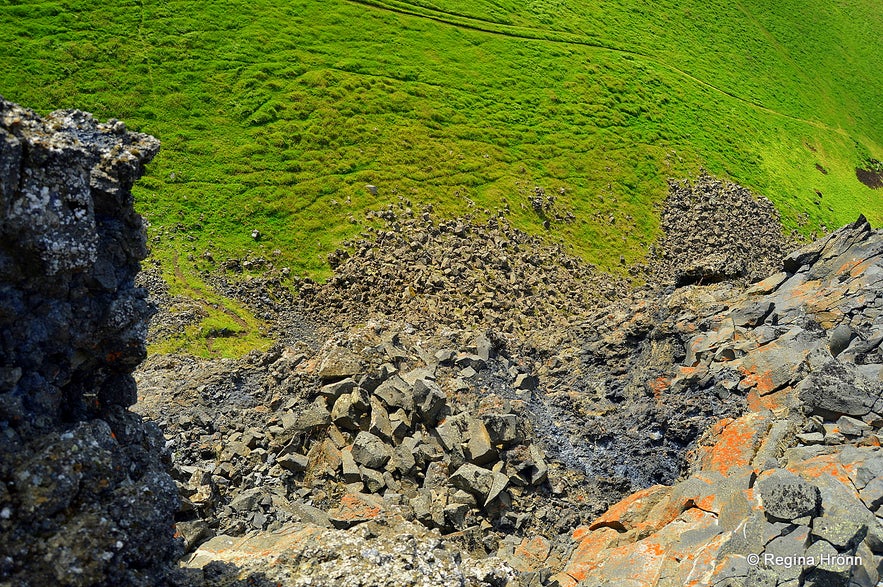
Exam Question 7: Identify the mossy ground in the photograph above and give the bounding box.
[2,0,880,356]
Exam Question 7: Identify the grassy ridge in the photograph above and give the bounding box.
[1,0,880,354]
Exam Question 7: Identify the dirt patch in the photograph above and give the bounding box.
[815,163,828,174]
[856,166,883,189]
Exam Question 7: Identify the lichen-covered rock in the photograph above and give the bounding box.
[0,98,179,586]
[555,216,883,587]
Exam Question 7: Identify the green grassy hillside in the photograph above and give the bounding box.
[1,0,880,354]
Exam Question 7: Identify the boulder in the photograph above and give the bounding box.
[514,374,539,391]
[318,346,362,380]
[351,431,392,469]
[413,377,447,423]
[374,376,415,413]
[449,463,509,506]
[466,419,498,466]
[755,469,821,521]
[291,401,331,432]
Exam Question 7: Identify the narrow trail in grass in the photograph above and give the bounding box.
[349,0,849,137]
[171,253,254,353]
[731,0,835,114]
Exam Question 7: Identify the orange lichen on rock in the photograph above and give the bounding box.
[696,414,771,476]
[746,386,795,414]
[510,536,552,572]
[790,454,856,487]
[648,376,672,400]
[589,484,672,532]
[849,254,881,277]
[552,526,620,586]
[330,493,382,524]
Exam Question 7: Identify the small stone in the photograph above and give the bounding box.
[455,353,486,371]
[475,334,494,362]
[373,376,414,413]
[435,414,465,452]
[514,374,539,391]
[466,419,497,466]
[319,378,357,400]
[450,463,509,506]
[390,444,417,476]
[331,392,360,431]
[483,413,522,447]
[351,431,392,469]
[410,492,432,525]
[755,469,821,521]
[329,492,382,529]
[341,448,361,483]
[276,453,308,472]
[837,415,871,437]
[434,349,455,364]
[829,323,854,357]
[859,477,883,511]
[444,502,470,529]
[229,488,263,513]
[529,444,548,485]
[175,520,212,552]
[796,432,825,445]
[414,378,447,423]
[360,467,386,493]
[388,409,412,440]
[803,539,851,586]
[318,346,362,380]
[368,397,393,441]
[292,401,331,432]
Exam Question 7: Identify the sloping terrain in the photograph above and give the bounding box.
[135,200,883,587]
[0,0,879,294]
[3,98,883,587]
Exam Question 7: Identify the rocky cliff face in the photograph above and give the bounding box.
[4,94,881,587]
[554,216,883,587]
[0,99,179,586]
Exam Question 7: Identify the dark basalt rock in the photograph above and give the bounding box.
[0,99,180,586]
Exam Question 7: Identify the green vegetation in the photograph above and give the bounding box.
[1,0,880,355]
[148,255,274,357]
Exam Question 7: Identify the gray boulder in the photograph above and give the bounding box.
[755,469,821,521]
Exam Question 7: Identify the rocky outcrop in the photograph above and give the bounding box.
[554,216,883,587]
[0,99,179,585]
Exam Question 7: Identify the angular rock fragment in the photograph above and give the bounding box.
[318,346,362,380]
[351,431,392,469]
[755,469,821,521]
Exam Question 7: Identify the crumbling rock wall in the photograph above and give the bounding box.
[0,99,179,586]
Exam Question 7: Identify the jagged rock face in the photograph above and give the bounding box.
[0,99,156,427]
[0,99,179,586]
[555,216,883,587]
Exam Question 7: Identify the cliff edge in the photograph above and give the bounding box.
[0,99,179,586]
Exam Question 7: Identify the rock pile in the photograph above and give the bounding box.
[653,172,791,286]
[294,205,628,335]
[135,327,600,569]
[0,100,179,585]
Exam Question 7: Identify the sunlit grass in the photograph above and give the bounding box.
[1,0,879,355]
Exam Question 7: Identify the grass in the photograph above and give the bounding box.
[1,0,880,355]
[147,254,275,357]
